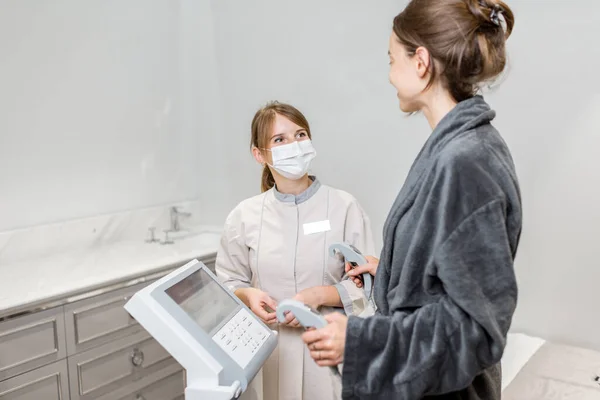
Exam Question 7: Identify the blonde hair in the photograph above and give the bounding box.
[250,101,312,192]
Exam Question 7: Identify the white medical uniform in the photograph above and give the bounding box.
[216,177,375,400]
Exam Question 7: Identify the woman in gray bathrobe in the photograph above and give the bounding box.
[302,0,521,399]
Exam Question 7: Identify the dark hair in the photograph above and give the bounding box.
[393,0,515,102]
[250,101,312,192]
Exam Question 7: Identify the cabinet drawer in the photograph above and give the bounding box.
[118,369,185,400]
[94,363,183,400]
[0,307,67,381]
[64,280,156,355]
[68,331,178,400]
[0,359,69,400]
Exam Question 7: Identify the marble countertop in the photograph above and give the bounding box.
[0,225,223,318]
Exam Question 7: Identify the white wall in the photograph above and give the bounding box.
[2,0,599,351]
[209,0,600,350]
[484,2,600,350]
[209,0,422,247]
[0,0,226,231]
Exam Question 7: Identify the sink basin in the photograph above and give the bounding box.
[163,227,215,242]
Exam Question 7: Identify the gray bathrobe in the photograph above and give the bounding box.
[342,96,522,399]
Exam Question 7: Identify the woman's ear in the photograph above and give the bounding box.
[414,46,431,79]
[252,146,265,165]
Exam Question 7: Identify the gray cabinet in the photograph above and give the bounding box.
[0,255,216,400]
[0,360,69,400]
[99,366,186,400]
[120,369,185,400]
[0,307,67,382]
[64,281,152,355]
[67,331,178,400]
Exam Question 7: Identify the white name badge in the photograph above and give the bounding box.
[303,220,331,235]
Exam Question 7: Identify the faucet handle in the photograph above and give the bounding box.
[145,227,158,243]
[161,230,174,245]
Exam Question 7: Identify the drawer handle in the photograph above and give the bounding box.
[131,348,145,367]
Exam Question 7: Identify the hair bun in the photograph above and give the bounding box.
[392,0,515,102]
[466,0,513,38]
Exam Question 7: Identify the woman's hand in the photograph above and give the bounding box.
[282,287,325,328]
[345,256,380,288]
[235,288,278,325]
[301,312,347,366]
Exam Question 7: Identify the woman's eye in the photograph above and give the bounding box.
[274,137,283,143]
[297,132,307,138]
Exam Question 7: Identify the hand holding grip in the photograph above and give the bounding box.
[276,299,327,329]
[329,243,373,296]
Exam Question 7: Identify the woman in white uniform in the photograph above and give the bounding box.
[216,101,375,400]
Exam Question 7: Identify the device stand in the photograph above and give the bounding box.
[185,380,242,400]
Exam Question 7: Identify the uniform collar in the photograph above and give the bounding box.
[273,176,321,205]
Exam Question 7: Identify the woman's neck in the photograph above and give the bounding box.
[274,174,312,195]
[421,87,458,130]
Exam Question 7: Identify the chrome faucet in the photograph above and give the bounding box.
[170,206,191,232]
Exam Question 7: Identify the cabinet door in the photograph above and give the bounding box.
[67,331,179,400]
[0,307,67,381]
[0,360,69,400]
[63,280,156,355]
[93,363,183,400]
[63,258,214,356]
[119,369,185,400]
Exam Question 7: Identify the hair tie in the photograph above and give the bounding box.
[490,5,502,26]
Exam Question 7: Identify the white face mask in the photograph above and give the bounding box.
[265,140,317,180]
